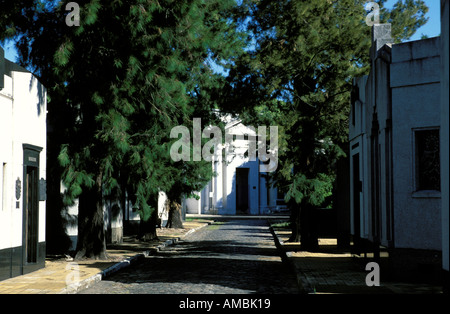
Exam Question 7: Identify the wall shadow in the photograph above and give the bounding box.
[28,75,46,117]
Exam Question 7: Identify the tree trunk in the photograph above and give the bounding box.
[138,207,159,241]
[300,203,319,250]
[166,199,184,229]
[288,201,301,242]
[287,201,319,250]
[75,172,108,260]
[289,77,319,249]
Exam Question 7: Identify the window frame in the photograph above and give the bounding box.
[412,127,441,197]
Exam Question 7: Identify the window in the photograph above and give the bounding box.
[415,129,440,191]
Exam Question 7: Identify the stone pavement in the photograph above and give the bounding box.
[270,225,444,294]
[0,219,212,294]
[1,215,445,295]
[80,218,299,294]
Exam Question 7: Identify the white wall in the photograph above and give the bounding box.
[158,191,168,225]
[391,38,441,250]
[349,76,369,240]
[0,58,47,251]
[184,117,277,215]
[440,0,449,273]
[185,191,201,214]
[349,32,442,251]
[0,73,14,250]
[60,183,79,251]
[12,71,47,245]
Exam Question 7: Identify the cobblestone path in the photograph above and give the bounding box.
[79,219,299,294]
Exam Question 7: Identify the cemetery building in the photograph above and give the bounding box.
[349,24,444,282]
[0,47,47,280]
[440,0,449,292]
[185,116,285,216]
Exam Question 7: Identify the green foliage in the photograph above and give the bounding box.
[1,0,428,229]
[380,0,429,43]
[2,0,245,227]
[223,0,429,209]
[285,173,334,206]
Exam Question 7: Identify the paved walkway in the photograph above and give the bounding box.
[0,215,445,295]
[80,219,298,294]
[270,224,444,294]
[0,219,212,294]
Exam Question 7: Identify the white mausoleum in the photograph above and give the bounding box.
[184,116,285,216]
[0,47,47,280]
[349,24,445,282]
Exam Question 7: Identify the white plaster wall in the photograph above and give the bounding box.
[0,65,47,250]
[157,191,168,225]
[213,158,224,212]
[125,197,140,222]
[12,71,47,245]
[185,191,201,214]
[223,122,260,215]
[349,140,359,237]
[0,75,14,250]
[349,75,371,240]
[390,38,441,84]
[392,82,441,250]
[349,30,442,252]
[349,77,367,142]
[259,173,268,214]
[349,77,365,237]
[268,184,278,211]
[184,118,277,216]
[361,132,371,239]
[440,0,449,272]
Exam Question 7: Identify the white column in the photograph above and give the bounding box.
[259,173,268,215]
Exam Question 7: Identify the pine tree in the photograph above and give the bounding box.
[2,0,245,258]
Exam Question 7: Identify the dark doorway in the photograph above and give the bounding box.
[22,144,42,272]
[24,166,39,263]
[236,168,249,214]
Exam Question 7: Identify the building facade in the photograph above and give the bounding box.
[185,117,285,216]
[440,0,449,292]
[349,24,443,281]
[0,48,47,280]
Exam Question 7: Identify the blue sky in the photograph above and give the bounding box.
[2,39,18,62]
[385,0,441,40]
[1,0,442,62]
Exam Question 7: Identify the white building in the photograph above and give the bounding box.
[440,0,449,293]
[349,24,443,282]
[185,116,284,216]
[0,47,47,280]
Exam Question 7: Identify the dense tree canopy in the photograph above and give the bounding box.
[1,0,245,258]
[220,0,429,245]
[1,0,429,253]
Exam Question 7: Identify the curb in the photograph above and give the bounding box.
[269,226,314,294]
[62,222,210,294]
